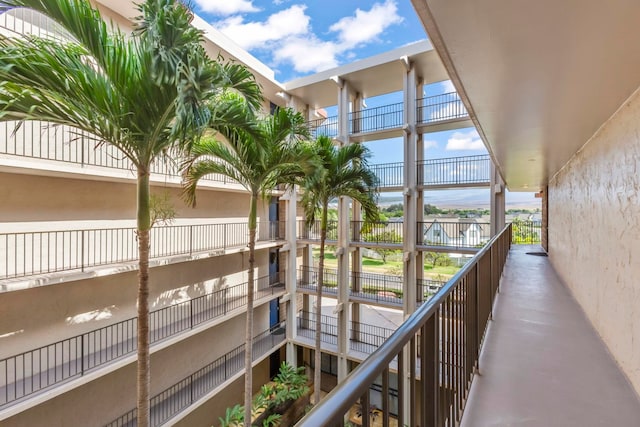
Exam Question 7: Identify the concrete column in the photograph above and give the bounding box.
[415,78,425,297]
[402,59,418,317]
[416,133,425,303]
[335,77,352,382]
[490,161,506,236]
[401,57,418,421]
[282,187,298,365]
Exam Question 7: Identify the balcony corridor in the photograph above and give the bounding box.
[460,245,640,426]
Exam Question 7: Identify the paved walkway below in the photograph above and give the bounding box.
[460,245,640,427]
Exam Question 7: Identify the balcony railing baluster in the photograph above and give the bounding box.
[0,221,284,280]
[0,274,284,408]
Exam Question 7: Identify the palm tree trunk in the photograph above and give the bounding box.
[136,169,151,427]
[313,205,329,405]
[244,194,258,425]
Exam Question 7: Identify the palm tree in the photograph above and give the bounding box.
[299,135,379,405]
[0,1,260,425]
[182,105,313,424]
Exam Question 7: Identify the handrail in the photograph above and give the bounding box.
[297,266,446,306]
[296,224,512,426]
[0,221,284,280]
[0,274,283,408]
[104,321,287,427]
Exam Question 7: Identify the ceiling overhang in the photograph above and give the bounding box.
[411,0,640,190]
[283,40,450,110]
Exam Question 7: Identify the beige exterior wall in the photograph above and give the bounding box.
[2,306,273,426]
[548,87,640,395]
[0,171,269,224]
[0,250,270,357]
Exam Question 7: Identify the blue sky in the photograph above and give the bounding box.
[192,0,426,80]
[192,0,539,208]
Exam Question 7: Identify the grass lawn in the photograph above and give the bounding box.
[313,249,462,281]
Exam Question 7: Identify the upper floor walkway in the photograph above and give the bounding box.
[459,245,640,426]
[297,238,640,426]
[306,92,472,142]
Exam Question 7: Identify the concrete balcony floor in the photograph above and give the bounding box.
[460,245,640,426]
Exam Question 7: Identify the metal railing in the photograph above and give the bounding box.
[350,102,403,134]
[297,266,446,307]
[303,92,467,140]
[417,92,468,124]
[296,311,395,355]
[105,321,287,427]
[297,220,339,242]
[0,274,283,408]
[369,162,404,188]
[296,224,512,426]
[0,6,68,41]
[418,155,491,187]
[351,221,404,244]
[0,120,240,184]
[299,220,489,249]
[369,155,491,189]
[0,221,282,280]
[307,116,339,139]
[510,220,542,244]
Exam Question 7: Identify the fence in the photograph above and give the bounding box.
[104,321,287,427]
[296,311,396,355]
[0,221,282,280]
[510,220,542,244]
[296,224,512,426]
[0,274,282,408]
[417,92,468,124]
[418,155,491,187]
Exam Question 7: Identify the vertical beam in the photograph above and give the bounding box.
[415,80,425,299]
[541,186,548,251]
[336,77,352,382]
[283,187,298,365]
[490,161,505,236]
[401,57,417,422]
[402,62,418,316]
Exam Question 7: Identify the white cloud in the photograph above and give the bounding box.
[194,0,258,15]
[215,1,404,74]
[446,130,485,151]
[329,0,403,49]
[424,140,438,149]
[439,80,456,93]
[216,5,309,50]
[273,36,339,73]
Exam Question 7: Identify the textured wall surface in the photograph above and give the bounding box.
[549,88,640,395]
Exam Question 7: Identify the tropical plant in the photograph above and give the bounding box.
[183,106,312,423]
[219,362,309,427]
[218,404,244,427]
[0,1,260,424]
[298,135,379,405]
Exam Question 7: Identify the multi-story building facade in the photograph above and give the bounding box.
[0,2,500,425]
[5,0,638,426]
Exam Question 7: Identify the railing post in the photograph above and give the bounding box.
[421,312,439,427]
[81,230,85,272]
[189,225,193,257]
[189,299,194,329]
[80,333,85,375]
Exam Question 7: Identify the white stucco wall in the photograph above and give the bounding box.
[548,87,640,395]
